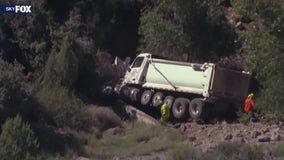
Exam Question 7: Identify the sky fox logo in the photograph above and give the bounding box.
[15,5,32,13]
[0,4,32,14]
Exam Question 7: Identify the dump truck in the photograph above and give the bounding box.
[104,53,251,120]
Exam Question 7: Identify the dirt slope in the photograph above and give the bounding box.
[176,121,284,152]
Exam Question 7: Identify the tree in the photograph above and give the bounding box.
[0,115,39,160]
[139,0,190,57]
[233,0,284,113]
[0,59,39,123]
[139,0,237,60]
[0,0,53,74]
[42,9,82,88]
[43,31,80,88]
[240,30,284,112]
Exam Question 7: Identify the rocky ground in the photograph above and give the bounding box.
[115,121,284,160]
[125,105,284,152]
[77,105,284,160]
[121,105,284,160]
[174,120,284,152]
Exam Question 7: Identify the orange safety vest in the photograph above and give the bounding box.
[244,98,255,113]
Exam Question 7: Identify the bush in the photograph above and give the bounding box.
[0,115,39,160]
[0,59,45,124]
[167,145,201,160]
[43,31,80,88]
[205,142,264,160]
[86,121,180,157]
[237,110,252,123]
[37,87,92,131]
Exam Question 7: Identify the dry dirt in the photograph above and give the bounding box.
[175,121,284,152]
[119,121,284,160]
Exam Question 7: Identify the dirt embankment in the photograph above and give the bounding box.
[124,105,284,152]
[175,121,284,152]
[78,105,284,160]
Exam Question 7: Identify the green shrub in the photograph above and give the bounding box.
[205,142,264,160]
[237,110,251,124]
[166,145,201,160]
[0,59,45,124]
[268,141,284,159]
[0,115,39,160]
[86,121,179,157]
[37,87,92,131]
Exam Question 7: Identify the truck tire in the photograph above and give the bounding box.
[140,90,153,106]
[164,96,175,109]
[152,92,164,107]
[189,98,205,119]
[172,98,190,119]
[130,88,140,102]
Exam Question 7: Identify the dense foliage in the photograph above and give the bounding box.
[0,0,284,158]
[139,0,237,60]
[232,0,284,112]
[0,115,39,160]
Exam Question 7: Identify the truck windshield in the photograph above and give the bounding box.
[132,57,144,68]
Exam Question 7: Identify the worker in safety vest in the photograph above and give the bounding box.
[244,93,255,113]
[160,102,170,125]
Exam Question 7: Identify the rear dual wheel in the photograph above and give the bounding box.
[172,98,190,120]
[189,98,207,120]
[129,88,140,102]
[141,90,166,107]
[140,90,153,106]
[163,96,175,108]
[152,92,164,107]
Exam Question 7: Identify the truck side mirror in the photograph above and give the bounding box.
[124,57,131,66]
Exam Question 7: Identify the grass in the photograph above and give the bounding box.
[265,141,284,160]
[84,120,180,158]
[166,145,202,160]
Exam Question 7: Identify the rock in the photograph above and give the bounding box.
[112,156,120,160]
[88,106,123,131]
[263,128,270,134]
[173,123,181,129]
[258,136,271,142]
[201,126,206,130]
[188,136,197,142]
[278,121,284,128]
[196,119,205,124]
[271,134,281,142]
[76,157,90,160]
[125,105,161,126]
[271,127,280,133]
[251,131,261,138]
[233,137,245,143]
[180,124,187,132]
[236,133,243,138]
[185,123,192,129]
[225,134,233,141]
[104,126,125,136]
[221,120,227,125]
[207,133,212,137]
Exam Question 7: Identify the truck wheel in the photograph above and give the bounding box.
[152,92,164,107]
[130,88,140,102]
[164,96,175,109]
[189,98,205,119]
[140,90,153,106]
[172,98,190,119]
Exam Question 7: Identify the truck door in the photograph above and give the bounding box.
[124,56,147,85]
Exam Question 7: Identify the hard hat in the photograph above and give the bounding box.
[248,93,254,98]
